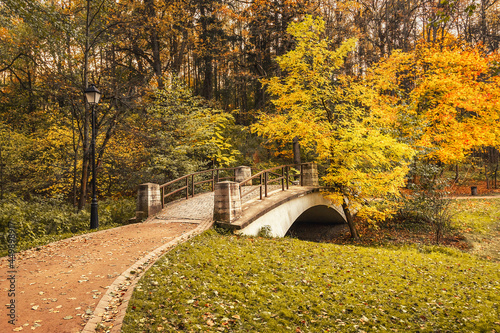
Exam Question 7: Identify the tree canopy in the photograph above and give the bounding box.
[368,41,500,164]
[252,16,416,239]
[0,0,498,231]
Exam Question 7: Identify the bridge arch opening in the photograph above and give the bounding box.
[285,205,348,241]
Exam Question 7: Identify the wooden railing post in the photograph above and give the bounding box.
[185,177,189,199]
[211,170,215,191]
[265,172,268,197]
[259,174,263,200]
[160,187,164,209]
[281,166,285,191]
[285,166,289,189]
[191,174,195,197]
[300,164,303,186]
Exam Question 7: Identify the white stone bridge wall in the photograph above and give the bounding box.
[236,191,346,237]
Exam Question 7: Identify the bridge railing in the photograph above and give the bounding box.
[132,163,318,222]
[159,167,238,208]
[238,163,309,202]
[214,163,319,223]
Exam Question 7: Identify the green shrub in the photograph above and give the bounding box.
[396,163,453,243]
[0,197,135,255]
[257,225,273,238]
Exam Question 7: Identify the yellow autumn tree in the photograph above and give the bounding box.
[252,15,415,240]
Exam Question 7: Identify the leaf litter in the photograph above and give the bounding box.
[122,230,500,332]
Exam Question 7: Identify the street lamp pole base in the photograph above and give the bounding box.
[90,200,99,229]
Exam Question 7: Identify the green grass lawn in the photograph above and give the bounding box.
[122,230,500,332]
[451,198,500,234]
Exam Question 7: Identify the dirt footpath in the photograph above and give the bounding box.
[0,221,198,333]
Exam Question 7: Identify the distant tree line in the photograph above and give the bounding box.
[0,0,498,207]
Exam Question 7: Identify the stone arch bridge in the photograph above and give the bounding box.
[132,163,347,237]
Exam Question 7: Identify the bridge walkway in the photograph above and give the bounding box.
[154,185,286,223]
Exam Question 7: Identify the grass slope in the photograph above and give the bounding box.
[122,231,500,332]
[451,199,500,234]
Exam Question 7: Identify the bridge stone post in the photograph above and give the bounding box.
[301,163,319,186]
[213,181,242,223]
[136,183,162,221]
[235,166,252,186]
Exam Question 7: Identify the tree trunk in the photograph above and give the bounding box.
[435,224,442,244]
[79,0,92,210]
[71,112,80,208]
[145,0,163,88]
[202,54,213,100]
[494,163,498,189]
[0,145,3,200]
[293,136,301,165]
[485,165,489,190]
[199,5,213,100]
[342,198,360,241]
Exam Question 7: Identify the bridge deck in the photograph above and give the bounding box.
[154,185,288,223]
[155,192,215,222]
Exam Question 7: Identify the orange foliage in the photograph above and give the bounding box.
[369,41,500,164]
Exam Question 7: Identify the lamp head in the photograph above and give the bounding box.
[84,84,101,105]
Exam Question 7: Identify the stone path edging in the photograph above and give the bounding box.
[81,218,214,333]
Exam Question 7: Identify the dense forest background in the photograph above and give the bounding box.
[0,0,499,209]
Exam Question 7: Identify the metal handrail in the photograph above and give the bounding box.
[159,167,239,207]
[158,162,313,207]
[238,163,311,200]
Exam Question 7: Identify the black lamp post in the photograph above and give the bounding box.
[84,84,101,229]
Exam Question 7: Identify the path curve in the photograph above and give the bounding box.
[0,193,214,333]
